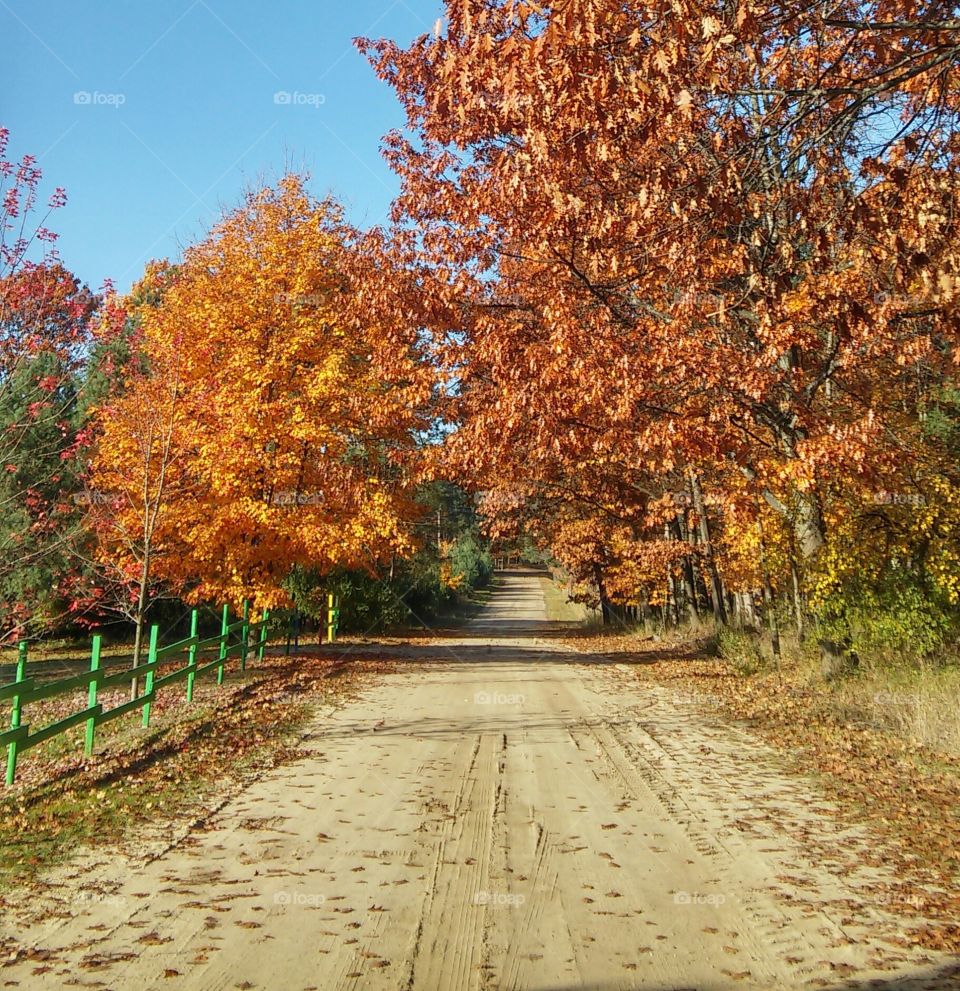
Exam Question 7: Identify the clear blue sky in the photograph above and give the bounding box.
[2,0,441,293]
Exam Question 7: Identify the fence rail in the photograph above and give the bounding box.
[2,601,273,787]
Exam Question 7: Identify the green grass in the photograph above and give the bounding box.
[711,624,960,755]
[394,575,501,632]
[0,637,139,673]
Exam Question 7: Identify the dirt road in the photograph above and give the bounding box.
[3,570,958,989]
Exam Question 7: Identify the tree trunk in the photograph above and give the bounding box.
[665,565,682,626]
[130,615,144,701]
[130,557,150,700]
[688,471,728,622]
[593,562,611,625]
[820,638,859,680]
[737,591,760,629]
[670,517,700,623]
[639,587,653,631]
[789,554,805,639]
[739,464,826,561]
[762,575,781,660]
[756,520,782,662]
[794,492,826,560]
[682,507,710,615]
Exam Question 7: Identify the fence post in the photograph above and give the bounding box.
[284,606,300,657]
[5,641,27,787]
[240,599,250,672]
[85,635,102,756]
[217,603,229,686]
[258,608,270,663]
[141,625,159,727]
[327,594,336,644]
[186,609,199,702]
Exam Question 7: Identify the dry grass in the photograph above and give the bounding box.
[828,662,960,755]
[539,573,600,625]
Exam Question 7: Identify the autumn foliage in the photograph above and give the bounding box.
[4,3,960,647]
[0,128,98,638]
[86,178,433,614]
[359,0,960,635]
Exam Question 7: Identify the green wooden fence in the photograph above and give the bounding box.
[2,602,271,787]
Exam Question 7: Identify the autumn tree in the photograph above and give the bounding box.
[0,128,99,637]
[91,177,433,619]
[81,299,188,696]
[0,265,100,635]
[360,0,960,631]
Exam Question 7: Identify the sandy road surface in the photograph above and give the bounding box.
[2,570,959,990]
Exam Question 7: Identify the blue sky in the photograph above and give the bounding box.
[2,0,442,293]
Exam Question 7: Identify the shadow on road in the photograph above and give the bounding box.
[305,711,648,743]
[527,970,960,991]
[312,639,711,669]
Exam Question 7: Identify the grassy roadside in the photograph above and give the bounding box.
[0,638,155,684]
[0,650,396,895]
[562,621,960,954]
[430,574,500,626]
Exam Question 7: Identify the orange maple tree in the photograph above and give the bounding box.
[88,177,433,615]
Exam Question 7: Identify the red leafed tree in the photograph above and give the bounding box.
[0,127,98,638]
[359,1,960,618]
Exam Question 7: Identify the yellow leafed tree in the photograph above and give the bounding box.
[90,177,431,614]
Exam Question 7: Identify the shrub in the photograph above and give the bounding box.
[817,579,955,665]
[716,626,767,676]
